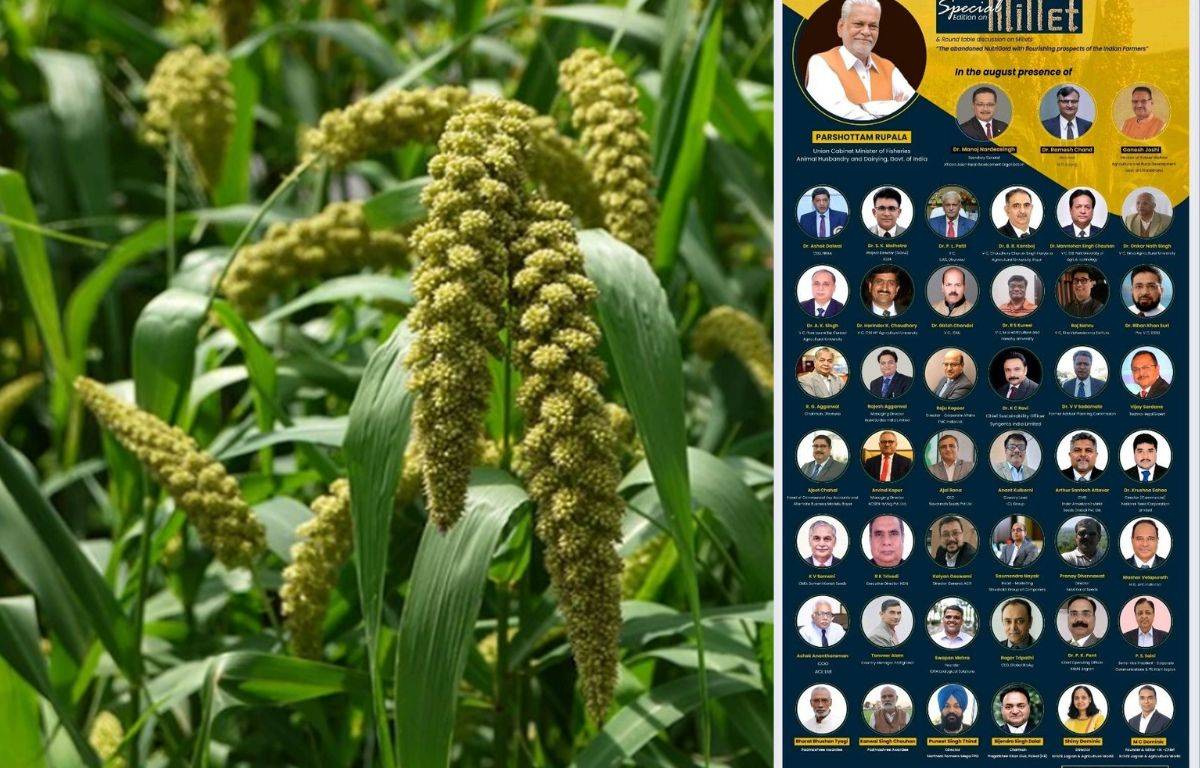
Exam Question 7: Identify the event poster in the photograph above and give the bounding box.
[775,0,1194,763]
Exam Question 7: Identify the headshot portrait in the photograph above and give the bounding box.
[989,348,1041,401]
[956,84,1011,141]
[863,684,914,734]
[797,265,850,318]
[927,684,977,735]
[1123,685,1173,735]
[797,515,851,566]
[1120,595,1171,648]
[1059,685,1107,734]
[1055,187,1108,239]
[991,186,1043,239]
[992,685,1044,734]
[1056,515,1108,567]
[860,514,913,567]
[861,431,914,483]
[797,595,850,648]
[1040,84,1096,140]
[925,186,979,238]
[1118,517,1171,570]
[923,432,977,484]
[797,185,850,239]
[926,265,978,317]
[1122,264,1172,317]
[1055,595,1108,648]
[1121,347,1172,399]
[860,186,913,238]
[925,347,976,401]
[862,346,914,399]
[1057,432,1108,483]
[796,346,849,398]
[1056,347,1108,399]
[796,431,851,484]
[990,431,1043,484]
[862,594,913,647]
[1121,187,1173,239]
[860,264,914,317]
[990,597,1042,649]
[1120,431,1171,484]
[925,597,977,649]
[926,515,978,568]
[991,515,1044,568]
[1114,84,1170,141]
[1055,264,1108,318]
[991,266,1043,317]
[796,0,925,122]
[798,684,847,734]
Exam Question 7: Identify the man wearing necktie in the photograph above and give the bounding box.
[1041,85,1092,139]
[1123,433,1168,482]
[1124,518,1166,569]
[1060,432,1104,482]
[799,268,846,318]
[865,266,908,316]
[799,599,846,647]
[929,190,977,238]
[867,187,907,238]
[932,349,973,400]
[800,434,848,483]
[863,431,912,482]
[1061,349,1104,398]
[868,348,913,398]
[998,350,1039,400]
[1060,188,1104,239]
[997,187,1038,238]
[797,347,847,398]
[1129,349,1171,398]
[798,187,849,239]
[958,85,1009,141]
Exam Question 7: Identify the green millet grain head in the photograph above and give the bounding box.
[89,711,126,767]
[510,195,624,723]
[75,377,266,569]
[558,48,659,261]
[692,306,774,390]
[220,201,409,315]
[620,533,668,599]
[281,479,353,659]
[141,45,234,187]
[526,115,605,228]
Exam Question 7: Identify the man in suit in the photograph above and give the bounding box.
[997,686,1038,734]
[804,518,842,567]
[1127,686,1172,735]
[1062,349,1104,398]
[798,268,845,318]
[1124,192,1172,238]
[999,598,1035,648]
[1130,349,1170,398]
[1126,518,1165,569]
[867,187,906,238]
[1062,266,1104,317]
[1062,432,1104,482]
[933,266,973,316]
[1061,188,1104,238]
[797,347,845,398]
[799,434,848,484]
[1041,85,1093,139]
[998,350,1039,400]
[868,348,912,398]
[959,85,1008,141]
[999,521,1039,566]
[1124,434,1168,483]
[1123,597,1168,647]
[997,187,1037,238]
[929,191,976,239]
[1063,595,1102,647]
[798,187,848,239]
[929,434,974,483]
[932,515,976,567]
[931,349,973,400]
[864,266,909,317]
[863,432,912,483]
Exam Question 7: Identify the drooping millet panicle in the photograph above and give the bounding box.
[88,711,126,768]
[405,98,537,531]
[510,196,624,723]
[141,45,234,188]
[220,201,409,315]
[605,401,644,465]
[280,479,353,659]
[75,377,266,569]
[526,115,605,228]
[691,306,774,390]
[558,49,659,261]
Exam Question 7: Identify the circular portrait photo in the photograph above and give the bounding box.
[1113,84,1170,141]
[1119,516,1171,570]
[862,594,913,647]
[992,684,1044,734]
[794,0,926,123]
[1122,264,1172,317]
[861,346,914,400]
[797,515,850,567]
[863,684,914,734]
[1056,346,1108,399]
[1120,430,1171,484]
[956,84,1011,142]
[860,186,913,239]
[861,264,914,318]
[1040,84,1096,140]
[925,347,976,401]
[797,265,850,319]
[1056,595,1109,648]
[797,185,850,240]
[861,430,914,483]
[1121,347,1172,399]
[797,595,850,648]
[796,430,851,484]
[1056,515,1108,567]
[1058,684,1108,734]
[1120,595,1171,648]
[990,431,1042,484]
[925,597,978,649]
[925,185,980,238]
[1057,431,1108,483]
[1055,264,1108,318]
[1121,187,1173,239]
[926,515,978,568]
[1123,684,1173,735]
[861,514,913,568]
[927,265,978,317]
[1055,187,1109,239]
[795,346,849,399]
[991,186,1043,239]
[991,597,1043,649]
[928,684,977,735]
[989,347,1042,401]
[991,265,1043,317]
[990,515,1044,568]
[924,432,977,484]
[797,683,847,734]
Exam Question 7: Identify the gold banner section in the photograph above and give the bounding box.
[1063,737,1103,746]
[860,737,918,747]
[811,131,913,144]
[991,737,1045,747]
[1132,737,1168,746]
[927,737,980,746]
[794,737,851,746]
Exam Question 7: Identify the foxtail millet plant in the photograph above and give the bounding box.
[88,711,127,768]
[281,479,353,659]
[692,305,775,390]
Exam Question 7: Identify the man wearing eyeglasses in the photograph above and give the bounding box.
[994,433,1036,483]
[799,599,846,647]
[1062,266,1103,317]
[867,188,906,238]
[1042,85,1092,139]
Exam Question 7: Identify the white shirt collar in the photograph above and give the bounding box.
[1007,722,1027,733]
[1072,470,1093,480]
[872,302,898,315]
[814,300,831,310]
[837,45,878,72]
[811,552,833,566]
[1009,224,1032,236]
[1073,225,1091,236]
[1059,115,1079,134]
[1134,554,1156,567]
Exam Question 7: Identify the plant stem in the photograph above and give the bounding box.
[494,583,512,768]
[166,131,178,281]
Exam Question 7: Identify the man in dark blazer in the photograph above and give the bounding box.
[997,350,1039,400]
[863,431,913,482]
[928,191,976,238]
[958,85,1009,140]
[798,187,848,239]
[1124,434,1168,482]
[798,268,844,318]
[1061,349,1104,398]
[1060,189,1104,238]
[1130,350,1171,398]
[1125,519,1165,569]
[868,349,912,399]
[999,521,1039,567]
[1122,597,1168,647]
[1126,686,1172,735]
[997,188,1037,238]
[1041,85,1093,139]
